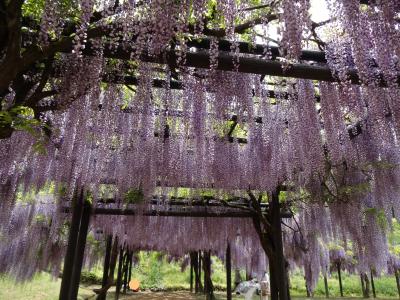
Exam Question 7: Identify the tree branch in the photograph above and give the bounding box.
[0,0,24,95]
[241,4,271,12]
[281,221,299,232]
[26,58,55,107]
[0,0,7,55]
[4,0,24,61]
[248,190,272,231]
[191,13,278,38]
[240,0,279,12]
[219,198,255,213]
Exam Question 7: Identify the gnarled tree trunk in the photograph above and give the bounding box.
[249,188,290,300]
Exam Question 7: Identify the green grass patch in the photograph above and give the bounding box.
[2,253,400,299]
[0,273,60,300]
[290,272,400,298]
[0,273,97,300]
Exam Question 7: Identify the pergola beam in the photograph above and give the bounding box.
[61,206,253,218]
[95,46,399,87]
[111,48,338,82]
[98,198,270,208]
[61,205,293,218]
[104,75,322,103]
[185,38,327,63]
[36,25,397,87]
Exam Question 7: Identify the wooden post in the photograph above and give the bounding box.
[193,251,203,293]
[324,275,329,298]
[128,252,133,287]
[364,273,370,298]
[203,252,207,295]
[123,251,130,293]
[209,251,214,299]
[226,243,232,300]
[234,269,242,289]
[395,270,400,299]
[271,189,289,300]
[361,274,366,298]
[190,253,194,293]
[203,250,214,300]
[370,270,376,298]
[98,235,113,300]
[337,262,343,297]
[190,251,201,293]
[306,281,311,297]
[192,252,199,293]
[69,200,92,300]
[199,251,202,292]
[59,190,84,300]
[115,247,124,300]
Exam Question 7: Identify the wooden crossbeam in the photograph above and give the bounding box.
[94,46,399,87]
[61,204,293,218]
[185,38,327,63]
[98,197,270,208]
[44,33,394,86]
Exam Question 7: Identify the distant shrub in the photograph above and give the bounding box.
[80,271,102,285]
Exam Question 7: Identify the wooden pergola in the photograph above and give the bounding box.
[58,192,293,300]
[1,2,399,300]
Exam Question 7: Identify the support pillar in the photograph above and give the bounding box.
[203,252,207,295]
[271,189,289,300]
[190,254,194,293]
[395,270,400,299]
[337,262,343,297]
[191,252,199,293]
[98,235,113,300]
[115,247,124,300]
[361,272,370,298]
[203,250,214,300]
[128,252,133,285]
[226,243,232,300]
[69,200,92,300]
[370,269,376,298]
[234,269,241,289]
[199,251,202,292]
[306,281,311,298]
[59,190,84,300]
[192,251,203,293]
[361,273,366,297]
[123,251,130,293]
[324,275,329,298]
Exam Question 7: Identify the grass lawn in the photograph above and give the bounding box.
[1,271,400,300]
[0,273,94,300]
[0,273,236,300]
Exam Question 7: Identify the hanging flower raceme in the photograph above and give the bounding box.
[280,0,311,61]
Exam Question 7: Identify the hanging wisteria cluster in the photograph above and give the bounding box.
[3,72,400,202]
[2,73,400,285]
[326,0,400,86]
[0,194,268,281]
[92,213,267,277]
[0,0,400,290]
[0,195,66,281]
